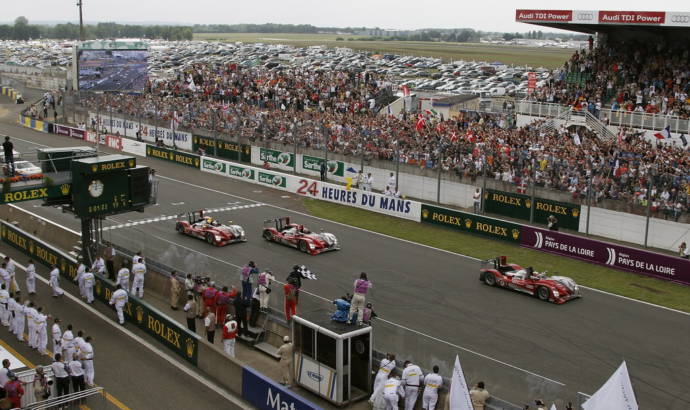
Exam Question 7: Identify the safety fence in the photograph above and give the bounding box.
[15,366,111,409]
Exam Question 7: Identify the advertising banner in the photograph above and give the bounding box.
[520,225,690,285]
[192,135,251,163]
[515,9,573,22]
[598,10,665,24]
[258,147,295,171]
[146,145,200,169]
[88,112,193,151]
[54,124,86,139]
[242,366,322,410]
[301,155,345,177]
[0,185,70,205]
[0,221,200,364]
[421,204,522,242]
[295,354,337,401]
[483,189,580,230]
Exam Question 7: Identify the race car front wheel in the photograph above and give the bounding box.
[205,233,215,245]
[176,224,185,233]
[483,273,496,286]
[537,286,550,301]
[263,230,273,241]
[298,240,309,253]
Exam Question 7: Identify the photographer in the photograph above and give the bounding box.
[33,367,52,401]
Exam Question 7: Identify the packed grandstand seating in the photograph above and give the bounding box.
[530,40,690,119]
[69,60,688,220]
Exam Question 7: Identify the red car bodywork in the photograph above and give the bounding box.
[175,210,246,247]
[479,256,581,304]
[262,217,340,255]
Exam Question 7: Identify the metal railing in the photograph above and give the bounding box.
[517,100,690,135]
[15,366,110,409]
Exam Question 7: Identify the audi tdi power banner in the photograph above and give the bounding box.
[521,225,690,285]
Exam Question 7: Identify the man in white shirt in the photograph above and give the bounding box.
[473,188,482,214]
[74,260,87,298]
[13,298,26,341]
[421,365,443,410]
[52,318,62,357]
[401,361,423,410]
[374,353,396,393]
[35,307,49,355]
[25,260,36,295]
[51,353,71,398]
[49,264,64,298]
[62,324,75,362]
[386,172,396,191]
[0,284,9,326]
[117,261,131,290]
[81,336,95,386]
[131,259,146,298]
[383,372,405,410]
[0,264,9,291]
[364,172,374,191]
[4,257,18,293]
[25,302,37,347]
[69,358,86,394]
[6,293,17,333]
[0,359,11,387]
[73,331,85,365]
[82,268,95,304]
[91,256,105,276]
[109,285,129,325]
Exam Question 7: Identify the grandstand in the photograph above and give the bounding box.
[516,9,690,143]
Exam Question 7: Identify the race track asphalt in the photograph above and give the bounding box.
[1,115,689,409]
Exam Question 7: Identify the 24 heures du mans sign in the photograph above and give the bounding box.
[0,221,199,365]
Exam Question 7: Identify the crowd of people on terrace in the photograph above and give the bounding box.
[530,39,690,119]
[71,60,689,218]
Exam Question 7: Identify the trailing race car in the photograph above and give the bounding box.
[479,256,581,304]
[175,210,246,246]
[262,217,340,255]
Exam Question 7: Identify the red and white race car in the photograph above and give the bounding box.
[175,210,246,246]
[479,256,581,304]
[262,217,340,255]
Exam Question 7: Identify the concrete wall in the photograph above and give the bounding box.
[0,205,80,253]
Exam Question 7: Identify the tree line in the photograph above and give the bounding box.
[0,17,193,41]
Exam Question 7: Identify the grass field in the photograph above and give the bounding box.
[193,32,573,68]
[303,199,690,313]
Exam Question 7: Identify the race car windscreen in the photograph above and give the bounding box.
[78,49,149,92]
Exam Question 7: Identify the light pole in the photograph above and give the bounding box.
[77,1,85,41]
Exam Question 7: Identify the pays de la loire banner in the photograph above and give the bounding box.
[521,225,690,285]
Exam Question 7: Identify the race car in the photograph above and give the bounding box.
[479,256,581,304]
[175,210,246,246]
[262,217,340,255]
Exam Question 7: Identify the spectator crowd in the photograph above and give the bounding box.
[73,59,688,219]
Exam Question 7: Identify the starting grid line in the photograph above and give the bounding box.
[103,203,265,231]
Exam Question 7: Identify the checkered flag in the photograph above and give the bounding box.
[298,265,317,280]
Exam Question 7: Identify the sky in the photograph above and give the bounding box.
[3,0,688,32]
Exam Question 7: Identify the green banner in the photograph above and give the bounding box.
[302,155,345,177]
[228,164,255,180]
[192,135,251,163]
[146,145,200,168]
[259,147,294,168]
[421,204,521,242]
[0,184,71,205]
[483,189,581,230]
[0,221,199,365]
[257,171,286,188]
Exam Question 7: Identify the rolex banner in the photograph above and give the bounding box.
[0,221,200,365]
[146,144,200,169]
[421,204,522,243]
[483,189,581,230]
[192,135,251,163]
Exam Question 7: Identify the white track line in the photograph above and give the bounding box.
[0,251,248,409]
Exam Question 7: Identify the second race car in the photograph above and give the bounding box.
[262,217,340,255]
[175,210,246,246]
[479,256,581,304]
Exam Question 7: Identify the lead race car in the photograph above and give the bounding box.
[262,217,340,255]
[479,256,581,304]
[175,210,246,246]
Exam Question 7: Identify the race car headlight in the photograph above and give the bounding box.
[552,290,560,297]
[215,235,222,241]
